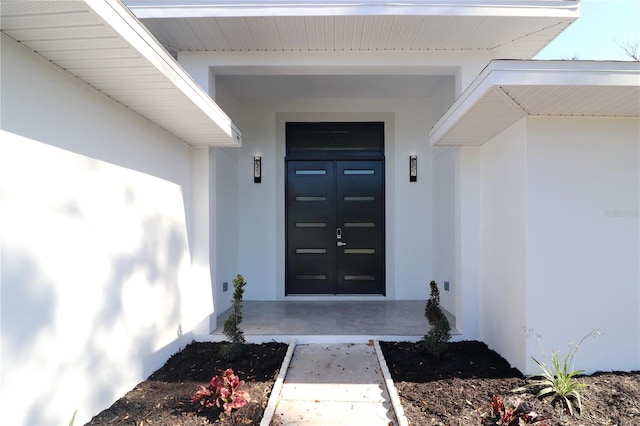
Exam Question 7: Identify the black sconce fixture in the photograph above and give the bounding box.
[409,155,417,182]
[254,156,261,183]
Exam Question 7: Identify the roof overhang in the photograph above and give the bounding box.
[125,0,579,59]
[126,0,579,18]
[0,0,241,147]
[430,60,640,146]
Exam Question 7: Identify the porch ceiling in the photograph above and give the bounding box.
[0,0,241,147]
[125,1,579,59]
[429,60,640,146]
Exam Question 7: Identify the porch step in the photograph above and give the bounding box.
[264,342,407,426]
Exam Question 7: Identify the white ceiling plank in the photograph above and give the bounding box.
[3,25,115,42]
[181,19,210,51]
[71,66,158,78]
[247,17,272,51]
[0,12,103,31]
[25,37,126,52]
[122,0,579,56]
[294,17,308,51]
[54,56,150,70]
[334,16,345,51]
[274,16,292,50]
[133,13,577,56]
[304,16,318,51]
[322,16,333,51]
[342,15,355,51]
[42,47,138,61]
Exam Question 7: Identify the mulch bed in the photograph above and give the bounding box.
[86,342,288,425]
[87,340,640,425]
[380,340,640,426]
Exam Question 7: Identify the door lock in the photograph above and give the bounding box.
[337,241,347,247]
[336,228,342,240]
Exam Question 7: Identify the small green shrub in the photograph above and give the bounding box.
[421,280,451,357]
[220,274,247,360]
[513,328,605,416]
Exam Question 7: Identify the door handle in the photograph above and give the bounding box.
[337,241,347,247]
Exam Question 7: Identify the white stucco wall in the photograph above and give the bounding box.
[212,148,240,313]
[479,119,528,372]
[0,36,213,425]
[433,147,457,312]
[473,116,639,375]
[433,145,481,339]
[455,146,481,339]
[525,117,640,374]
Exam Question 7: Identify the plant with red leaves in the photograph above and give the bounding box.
[481,395,548,426]
[191,368,250,415]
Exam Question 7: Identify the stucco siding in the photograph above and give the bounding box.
[433,147,457,313]
[526,117,640,374]
[0,36,211,425]
[213,147,240,313]
[479,118,528,372]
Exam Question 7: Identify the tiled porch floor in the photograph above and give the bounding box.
[211,300,458,343]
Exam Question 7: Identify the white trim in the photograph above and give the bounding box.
[87,0,241,145]
[373,340,409,426]
[429,61,498,144]
[259,339,296,426]
[126,0,579,18]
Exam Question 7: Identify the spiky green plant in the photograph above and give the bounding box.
[525,353,585,416]
[513,329,606,416]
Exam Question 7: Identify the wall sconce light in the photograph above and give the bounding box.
[409,155,417,182]
[254,156,261,183]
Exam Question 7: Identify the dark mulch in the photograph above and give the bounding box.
[380,340,640,426]
[87,340,640,425]
[87,342,288,425]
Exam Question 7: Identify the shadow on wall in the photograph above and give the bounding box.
[0,132,205,425]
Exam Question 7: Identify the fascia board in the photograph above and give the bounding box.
[489,60,640,87]
[125,0,579,18]
[429,61,504,145]
[87,0,241,145]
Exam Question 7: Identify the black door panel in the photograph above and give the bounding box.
[286,161,336,294]
[336,161,384,294]
[286,159,385,295]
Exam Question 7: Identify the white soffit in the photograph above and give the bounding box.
[429,60,640,146]
[125,1,579,59]
[0,0,241,147]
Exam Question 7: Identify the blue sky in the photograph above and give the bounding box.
[536,0,640,60]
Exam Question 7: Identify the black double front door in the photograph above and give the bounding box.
[286,159,385,295]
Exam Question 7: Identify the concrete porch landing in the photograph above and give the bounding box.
[211,300,458,343]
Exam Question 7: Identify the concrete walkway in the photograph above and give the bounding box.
[265,342,403,426]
